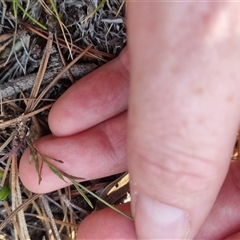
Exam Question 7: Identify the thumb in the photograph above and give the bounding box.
[127,2,240,239]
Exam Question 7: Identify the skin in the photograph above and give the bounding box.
[20,2,240,239]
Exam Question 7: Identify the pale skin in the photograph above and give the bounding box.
[20,2,240,239]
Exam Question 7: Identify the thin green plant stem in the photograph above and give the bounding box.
[26,138,133,220]
[71,179,133,221]
[81,0,107,23]
[49,0,73,58]
[14,0,47,30]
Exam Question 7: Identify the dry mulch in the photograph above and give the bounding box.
[0,1,128,239]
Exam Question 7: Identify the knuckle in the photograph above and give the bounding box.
[132,145,221,197]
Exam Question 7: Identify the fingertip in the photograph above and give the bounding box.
[133,192,190,239]
[19,135,71,193]
[77,203,136,239]
[19,148,50,193]
[19,148,34,189]
[20,114,127,194]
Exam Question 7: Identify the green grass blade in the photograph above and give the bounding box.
[12,0,18,18]
[81,0,107,23]
[28,144,132,220]
[49,0,73,58]
[71,179,94,209]
[15,1,47,30]
[72,180,133,220]
[94,0,107,15]
[48,164,67,183]
[0,183,11,201]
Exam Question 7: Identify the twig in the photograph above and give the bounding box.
[0,136,25,162]
[2,201,24,240]
[0,193,41,231]
[25,31,53,113]
[0,63,97,99]
[57,189,70,235]
[0,132,14,153]
[36,215,78,228]
[31,45,93,110]
[39,195,54,240]
[11,154,31,240]
[0,104,53,129]
[55,33,75,84]
[0,156,11,187]
[40,195,61,240]
[61,195,88,216]
[19,21,114,60]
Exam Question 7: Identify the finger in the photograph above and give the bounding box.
[72,161,240,240]
[224,232,240,240]
[49,48,129,137]
[19,112,127,193]
[196,161,240,239]
[128,2,240,239]
[76,203,137,239]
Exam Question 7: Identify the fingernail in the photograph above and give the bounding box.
[134,193,190,239]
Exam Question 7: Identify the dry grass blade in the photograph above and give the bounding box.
[23,189,46,234]
[39,196,54,240]
[19,21,113,60]
[20,89,43,138]
[0,33,12,43]
[25,31,53,113]
[0,0,7,33]
[57,189,70,236]
[49,0,73,59]
[0,194,41,231]
[31,45,92,110]
[232,131,240,161]
[0,90,3,116]
[36,215,78,228]
[0,132,14,153]
[55,34,74,84]
[2,98,54,104]
[67,185,76,240]
[61,195,88,216]
[40,195,61,240]
[105,0,125,53]
[0,103,53,129]
[11,154,31,240]
[0,157,11,188]
[0,135,26,162]
[0,37,13,54]
[57,188,76,238]
[95,173,130,210]
[2,201,24,240]
[38,0,74,59]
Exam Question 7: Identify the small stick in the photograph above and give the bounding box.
[0,63,97,99]
[0,136,25,162]
[40,195,61,240]
[31,45,93,110]
[0,193,41,231]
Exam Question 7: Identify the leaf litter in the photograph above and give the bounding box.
[0,0,130,239]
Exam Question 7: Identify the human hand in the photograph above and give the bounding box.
[20,2,240,239]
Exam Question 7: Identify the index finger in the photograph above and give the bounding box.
[49,48,129,137]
